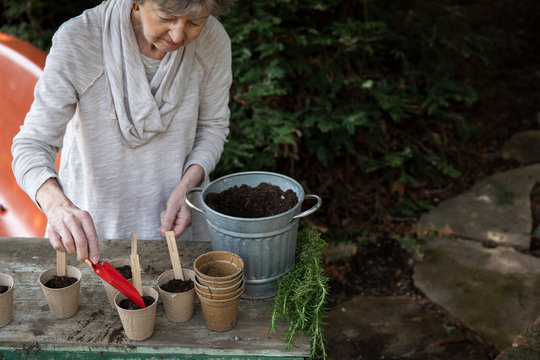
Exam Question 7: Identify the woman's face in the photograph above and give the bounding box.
[134,1,210,54]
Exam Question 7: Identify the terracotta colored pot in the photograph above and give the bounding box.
[195,279,245,301]
[194,251,243,282]
[196,271,243,288]
[197,289,243,332]
[194,275,244,296]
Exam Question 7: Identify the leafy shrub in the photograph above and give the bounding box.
[219,0,485,185]
[215,1,502,228]
[0,0,100,51]
[1,0,508,226]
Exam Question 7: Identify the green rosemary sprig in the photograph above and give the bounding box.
[270,228,330,360]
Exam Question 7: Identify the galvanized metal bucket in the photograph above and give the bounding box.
[185,171,322,299]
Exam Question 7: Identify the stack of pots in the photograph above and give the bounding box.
[193,251,244,332]
[185,171,322,299]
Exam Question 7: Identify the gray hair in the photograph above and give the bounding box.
[134,0,232,16]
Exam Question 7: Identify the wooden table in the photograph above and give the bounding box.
[0,238,309,359]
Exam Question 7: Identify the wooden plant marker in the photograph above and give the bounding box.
[130,232,143,295]
[165,231,184,280]
[56,250,66,276]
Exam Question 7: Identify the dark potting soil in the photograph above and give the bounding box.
[115,265,132,279]
[118,296,155,310]
[0,285,9,294]
[44,275,77,289]
[205,182,298,218]
[161,278,194,293]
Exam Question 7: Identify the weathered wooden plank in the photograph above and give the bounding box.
[0,238,309,359]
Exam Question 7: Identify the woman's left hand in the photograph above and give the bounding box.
[159,192,193,237]
[158,164,204,238]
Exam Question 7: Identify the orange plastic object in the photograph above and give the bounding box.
[0,32,48,237]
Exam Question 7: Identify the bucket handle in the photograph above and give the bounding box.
[185,187,206,216]
[185,188,321,221]
[291,194,322,222]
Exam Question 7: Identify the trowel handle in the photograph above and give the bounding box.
[291,194,322,222]
[185,187,206,216]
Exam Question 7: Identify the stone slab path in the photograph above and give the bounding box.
[500,130,540,165]
[417,164,540,249]
[414,163,540,351]
[325,295,494,359]
[414,236,540,350]
[325,132,540,359]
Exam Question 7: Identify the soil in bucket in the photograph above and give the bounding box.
[0,285,8,294]
[44,275,78,288]
[118,296,155,310]
[205,182,298,218]
[161,278,194,293]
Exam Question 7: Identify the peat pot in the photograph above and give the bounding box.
[101,258,131,309]
[0,273,14,327]
[115,286,158,341]
[185,171,321,299]
[39,266,82,319]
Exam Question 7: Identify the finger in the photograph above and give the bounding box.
[159,210,169,234]
[48,231,66,252]
[173,224,188,238]
[59,226,76,254]
[63,213,87,258]
[157,227,165,236]
[60,231,77,254]
[160,204,180,234]
[70,228,89,263]
[172,206,192,237]
[80,212,100,263]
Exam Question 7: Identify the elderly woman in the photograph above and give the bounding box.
[11,0,232,264]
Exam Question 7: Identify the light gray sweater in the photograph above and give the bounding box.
[12,2,232,240]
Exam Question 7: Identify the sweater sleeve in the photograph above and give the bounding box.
[183,16,232,180]
[11,9,102,206]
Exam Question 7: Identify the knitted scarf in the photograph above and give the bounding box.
[101,0,194,148]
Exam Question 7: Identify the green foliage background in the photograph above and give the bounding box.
[2,2,533,356]
[0,0,526,234]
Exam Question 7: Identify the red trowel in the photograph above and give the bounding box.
[85,259,145,308]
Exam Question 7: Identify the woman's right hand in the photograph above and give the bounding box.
[36,178,100,263]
